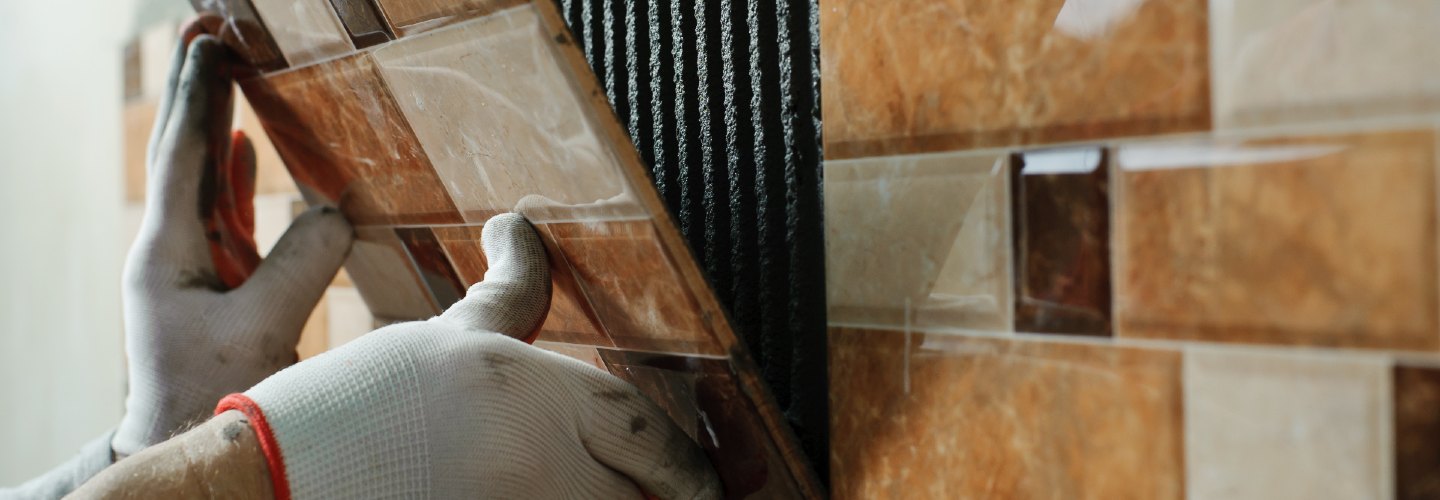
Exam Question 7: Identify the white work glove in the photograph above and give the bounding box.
[112,30,353,458]
[218,214,722,499]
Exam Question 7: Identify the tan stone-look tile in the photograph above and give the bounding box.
[249,0,355,66]
[1185,349,1390,500]
[830,327,1184,499]
[123,99,157,203]
[824,151,1011,332]
[1212,0,1440,128]
[190,0,287,72]
[370,5,647,224]
[820,0,1210,159]
[240,53,463,225]
[374,0,527,37]
[1115,128,1439,350]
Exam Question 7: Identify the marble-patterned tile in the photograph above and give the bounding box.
[123,99,157,203]
[431,225,611,346]
[326,0,395,48]
[250,0,355,66]
[371,5,647,224]
[240,53,463,225]
[598,349,807,499]
[1115,129,1439,350]
[1395,364,1440,500]
[819,0,1210,159]
[544,221,722,355]
[824,151,1011,332]
[830,327,1184,499]
[395,227,467,311]
[190,0,287,72]
[374,0,526,37]
[1011,147,1112,336]
[345,226,439,320]
[1185,349,1390,500]
[1212,0,1440,128]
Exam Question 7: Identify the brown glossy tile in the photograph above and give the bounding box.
[598,349,806,499]
[371,5,646,223]
[395,227,466,311]
[1115,129,1439,350]
[373,0,526,37]
[190,0,287,71]
[545,221,722,355]
[830,327,1183,499]
[250,0,355,66]
[1396,364,1440,500]
[431,225,610,346]
[819,0,1210,159]
[123,99,158,203]
[326,0,395,48]
[824,151,1011,332]
[1185,349,1389,500]
[240,53,463,225]
[345,227,439,320]
[1011,147,1112,336]
[1212,0,1440,128]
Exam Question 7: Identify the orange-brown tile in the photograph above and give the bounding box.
[190,0,287,71]
[249,0,354,66]
[1115,129,1439,350]
[1011,148,1112,336]
[373,0,526,36]
[240,53,463,225]
[544,220,722,355]
[830,327,1184,499]
[395,227,466,310]
[1396,363,1440,500]
[820,0,1210,159]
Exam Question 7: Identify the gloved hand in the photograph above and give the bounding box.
[218,214,722,499]
[112,28,353,458]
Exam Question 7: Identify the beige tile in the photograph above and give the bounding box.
[1212,0,1440,127]
[824,152,1011,332]
[325,286,373,348]
[371,5,646,223]
[250,0,355,67]
[123,99,157,203]
[1185,348,1390,500]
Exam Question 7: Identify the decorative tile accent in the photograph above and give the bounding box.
[1185,349,1390,500]
[1115,129,1439,350]
[599,349,807,499]
[373,0,527,37]
[544,221,722,355]
[190,0,287,71]
[345,227,439,320]
[1211,0,1440,127]
[395,227,467,310]
[370,6,646,224]
[819,0,1210,159]
[250,0,355,66]
[241,53,463,225]
[1011,147,1112,336]
[326,0,395,48]
[830,327,1184,499]
[824,151,1011,332]
[1395,364,1440,500]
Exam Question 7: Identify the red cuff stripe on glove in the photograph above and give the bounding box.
[216,393,291,500]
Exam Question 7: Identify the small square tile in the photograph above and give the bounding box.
[241,53,463,225]
[1184,349,1389,500]
[824,151,1011,332]
[1115,129,1439,350]
[1011,147,1112,336]
[371,5,646,223]
[1212,0,1440,127]
[189,0,287,71]
[374,0,526,36]
[395,227,467,311]
[830,327,1184,498]
[1395,364,1440,500]
[544,220,722,355]
[250,0,355,66]
[345,227,439,320]
[326,0,394,48]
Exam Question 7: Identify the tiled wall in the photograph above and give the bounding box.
[821,0,1440,498]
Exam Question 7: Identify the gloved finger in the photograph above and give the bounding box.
[148,20,208,168]
[438,213,551,339]
[236,206,353,336]
[578,372,723,500]
[210,131,261,289]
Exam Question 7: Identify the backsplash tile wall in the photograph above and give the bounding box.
[823,0,1440,497]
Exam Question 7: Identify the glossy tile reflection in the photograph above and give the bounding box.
[190,0,287,71]
[1012,148,1112,336]
[250,0,354,66]
[819,0,1210,159]
[326,0,394,47]
[1115,129,1439,350]
[1396,364,1440,500]
[830,327,1184,499]
[241,53,463,225]
[372,6,645,223]
[824,152,1011,332]
[374,0,526,36]
[1185,349,1388,500]
[395,227,466,310]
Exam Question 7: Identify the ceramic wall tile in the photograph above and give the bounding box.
[1395,364,1440,500]
[345,227,440,320]
[830,327,1184,499]
[374,0,526,37]
[544,221,722,355]
[1011,147,1112,336]
[431,225,611,346]
[531,341,606,371]
[190,0,287,71]
[395,227,467,311]
[824,151,1011,332]
[240,53,463,225]
[371,6,647,224]
[819,0,1210,159]
[250,0,355,66]
[325,286,374,347]
[1211,0,1440,128]
[1185,349,1390,500]
[326,0,395,48]
[1115,129,1439,350]
[598,349,806,499]
[123,99,158,202]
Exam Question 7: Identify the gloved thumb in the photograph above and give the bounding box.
[237,206,354,334]
[438,213,551,340]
